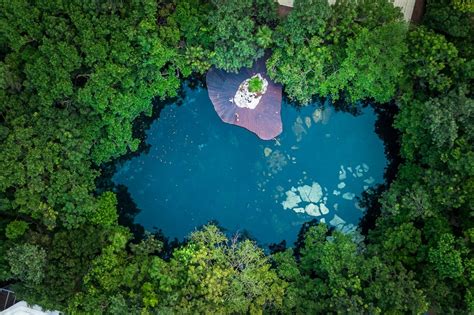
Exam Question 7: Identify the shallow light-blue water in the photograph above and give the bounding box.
[113,84,387,246]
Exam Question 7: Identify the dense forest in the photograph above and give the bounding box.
[0,0,472,313]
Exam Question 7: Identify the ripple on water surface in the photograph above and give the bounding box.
[113,85,387,246]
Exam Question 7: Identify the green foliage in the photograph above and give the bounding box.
[183,46,214,75]
[405,27,465,95]
[256,25,273,48]
[268,0,406,104]
[209,0,278,72]
[395,87,473,167]
[267,36,331,103]
[452,0,474,12]
[429,233,465,279]
[326,0,403,48]
[274,224,428,314]
[7,243,47,285]
[248,76,264,93]
[211,1,261,72]
[267,0,332,103]
[0,0,472,313]
[170,0,213,47]
[151,225,286,313]
[424,0,474,38]
[322,22,408,103]
[275,0,331,46]
[5,220,29,240]
[10,226,116,310]
[0,0,181,230]
[66,225,286,313]
[163,0,215,75]
[91,192,119,227]
[370,22,474,312]
[252,0,279,26]
[0,234,12,282]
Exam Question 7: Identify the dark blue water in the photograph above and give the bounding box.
[113,85,387,246]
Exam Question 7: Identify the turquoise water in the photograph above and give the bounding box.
[113,85,387,246]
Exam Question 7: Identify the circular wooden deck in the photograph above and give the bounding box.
[206,58,283,140]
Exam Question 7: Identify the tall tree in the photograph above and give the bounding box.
[267,0,406,104]
[273,224,428,314]
[209,0,278,72]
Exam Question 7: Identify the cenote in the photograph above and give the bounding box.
[113,83,387,246]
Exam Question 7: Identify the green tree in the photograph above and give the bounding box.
[67,225,286,313]
[274,0,331,46]
[429,233,465,279]
[0,0,181,230]
[163,0,215,75]
[273,224,427,314]
[405,27,465,95]
[5,220,29,240]
[267,36,332,103]
[322,22,408,102]
[209,0,277,72]
[268,0,406,104]
[7,243,47,285]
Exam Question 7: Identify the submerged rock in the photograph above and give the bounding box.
[342,192,355,200]
[354,201,365,211]
[267,150,287,174]
[282,182,325,215]
[355,165,364,177]
[264,147,272,157]
[364,176,375,184]
[320,203,330,215]
[305,203,321,216]
[321,107,331,124]
[329,214,346,227]
[305,117,312,128]
[308,182,323,203]
[312,108,322,123]
[292,118,307,142]
[338,165,347,181]
[282,191,301,209]
[340,223,357,234]
[298,185,312,202]
[337,182,346,189]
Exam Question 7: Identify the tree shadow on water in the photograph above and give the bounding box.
[114,184,145,242]
[357,184,386,236]
[358,100,403,236]
[371,100,402,184]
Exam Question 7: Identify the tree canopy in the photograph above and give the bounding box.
[0,0,472,313]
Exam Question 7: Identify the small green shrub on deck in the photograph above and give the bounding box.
[248,76,263,93]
